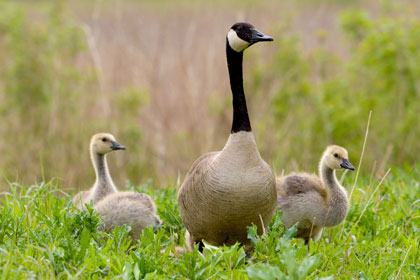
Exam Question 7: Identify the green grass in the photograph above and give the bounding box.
[1,0,420,189]
[0,167,419,279]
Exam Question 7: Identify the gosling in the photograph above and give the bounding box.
[276,145,354,244]
[73,133,161,240]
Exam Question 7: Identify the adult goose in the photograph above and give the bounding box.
[178,23,276,251]
[276,145,354,244]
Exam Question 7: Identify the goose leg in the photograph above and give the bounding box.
[198,240,205,253]
[185,230,205,252]
[305,238,310,251]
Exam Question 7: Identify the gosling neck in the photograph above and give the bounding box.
[91,150,117,202]
[226,40,251,134]
[319,157,349,226]
[319,159,339,190]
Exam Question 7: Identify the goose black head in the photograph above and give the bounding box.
[227,22,273,52]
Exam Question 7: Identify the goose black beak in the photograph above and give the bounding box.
[250,29,274,43]
[340,159,355,171]
[110,141,126,150]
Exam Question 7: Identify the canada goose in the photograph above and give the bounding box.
[72,133,161,240]
[276,145,354,244]
[73,133,126,209]
[178,22,276,251]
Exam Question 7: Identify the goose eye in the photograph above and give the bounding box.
[334,153,339,158]
[102,138,107,142]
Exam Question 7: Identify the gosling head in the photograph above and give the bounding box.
[227,22,273,53]
[90,133,126,155]
[323,145,355,171]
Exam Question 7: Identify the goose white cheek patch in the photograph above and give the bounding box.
[227,29,250,52]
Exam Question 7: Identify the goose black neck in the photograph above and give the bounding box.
[226,40,251,133]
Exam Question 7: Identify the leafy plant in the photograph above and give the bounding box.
[0,168,419,278]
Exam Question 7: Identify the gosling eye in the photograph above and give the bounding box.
[334,153,339,158]
[102,137,107,142]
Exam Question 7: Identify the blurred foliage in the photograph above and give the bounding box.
[339,9,420,164]
[0,1,88,186]
[0,1,153,189]
[0,0,419,189]
[252,6,420,174]
[0,2,84,109]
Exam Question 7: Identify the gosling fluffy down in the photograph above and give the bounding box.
[277,145,354,243]
[95,192,161,239]
[73,133,161,239]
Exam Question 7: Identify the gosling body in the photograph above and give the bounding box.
[277,145,354,243]
[95,192,161,239]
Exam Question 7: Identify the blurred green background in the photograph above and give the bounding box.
[0,0,419,192]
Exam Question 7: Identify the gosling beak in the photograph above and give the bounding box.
[110,141,126,150]
[250,29,274,43]
[340,159,355,171]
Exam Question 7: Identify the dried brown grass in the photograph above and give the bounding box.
[0,0,385,191]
